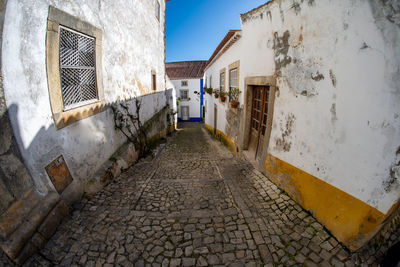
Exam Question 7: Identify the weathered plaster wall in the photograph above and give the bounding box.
[166,76,178,126]
[0,0,35,215]
[243,0,400,215]
[205,0,400,248]
[172,78,202,120]
[1,0,167,204]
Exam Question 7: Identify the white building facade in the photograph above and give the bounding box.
[204,0,400,250]
[166,61,206,122]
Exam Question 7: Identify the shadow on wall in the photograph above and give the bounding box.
[0,89,177,263]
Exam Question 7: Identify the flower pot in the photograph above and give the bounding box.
[220,96,226,102]
[214,94,219,99]
[231,101,239,108]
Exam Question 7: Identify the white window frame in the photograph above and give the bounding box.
[180,89,189,101]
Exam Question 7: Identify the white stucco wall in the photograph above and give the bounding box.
[1,0,166,201]
[171,78,202,120]
[205,0,400,214]
[166,75,177,124]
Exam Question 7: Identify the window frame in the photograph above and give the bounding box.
[46,6,104,130]
[180,89,189,101]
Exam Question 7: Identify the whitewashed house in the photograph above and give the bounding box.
[0,0,174,263]
[166,61,206,122]
[204,0,400,250]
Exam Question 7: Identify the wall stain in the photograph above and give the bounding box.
[292,2,301,15]
[330,103,338,123]
[311,71,324,81]
[384,146,400,192]
[360,42,370,50]
[275,113,295,152]
[329,69,337,87]
[273,31,292,76]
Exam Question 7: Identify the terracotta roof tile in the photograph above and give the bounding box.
[166,60,207,79]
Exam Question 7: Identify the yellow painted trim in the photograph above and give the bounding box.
[204,124,236,155]
[264,154,397,250]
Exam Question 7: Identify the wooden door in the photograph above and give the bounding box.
[248,86,270,159]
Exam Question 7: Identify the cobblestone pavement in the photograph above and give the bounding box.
[1,122,399,266]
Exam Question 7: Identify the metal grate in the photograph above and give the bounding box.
[59,27,97,109]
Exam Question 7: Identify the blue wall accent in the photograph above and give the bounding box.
[200,78,204,119]
[178,117,203,122]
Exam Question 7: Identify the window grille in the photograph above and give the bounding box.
[59,27,97,109]
[181,80,188,86]
[220,72,225,92]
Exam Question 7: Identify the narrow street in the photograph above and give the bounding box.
[4,123,393,266]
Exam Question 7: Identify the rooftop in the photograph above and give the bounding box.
[166,60,207,79]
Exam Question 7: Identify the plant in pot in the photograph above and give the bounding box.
[219,90,226,102]
[229,88,241,108]
[205,87,213,95]
[214,89,219,99]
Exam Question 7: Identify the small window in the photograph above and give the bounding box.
[152,73,157,91]
[59,27,97,110]
[155,0,160,21]
[220,72,225,92]
[180,89,189,100]
[229,68,238,100]
[210,75,212,88]
[181,80,188,87]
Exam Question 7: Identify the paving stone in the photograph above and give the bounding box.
[10,124,392,267]
[182,257,196,267]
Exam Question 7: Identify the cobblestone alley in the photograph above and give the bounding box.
[2,123,398,267]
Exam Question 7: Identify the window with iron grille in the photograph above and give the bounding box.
[181,80,188,87]
[59,27,97,110]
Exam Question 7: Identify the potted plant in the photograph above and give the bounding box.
[229,88,242,108]
[214,89,219,99]
[219,90,226,102]
[205,87,213,95]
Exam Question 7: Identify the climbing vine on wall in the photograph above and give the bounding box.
[111,99,148,157]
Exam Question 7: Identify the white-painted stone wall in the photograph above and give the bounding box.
[1,0,167,203]
[171,78,202,120]
[205,0,400,214]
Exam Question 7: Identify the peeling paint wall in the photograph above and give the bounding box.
[205,0,400,249]
[1,0,167,204]
[250,0,400,215]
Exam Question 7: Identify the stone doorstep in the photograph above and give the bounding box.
[0,192,59,260]
[0,189,41,239]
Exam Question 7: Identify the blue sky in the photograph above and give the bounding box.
[165,0,268,62]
